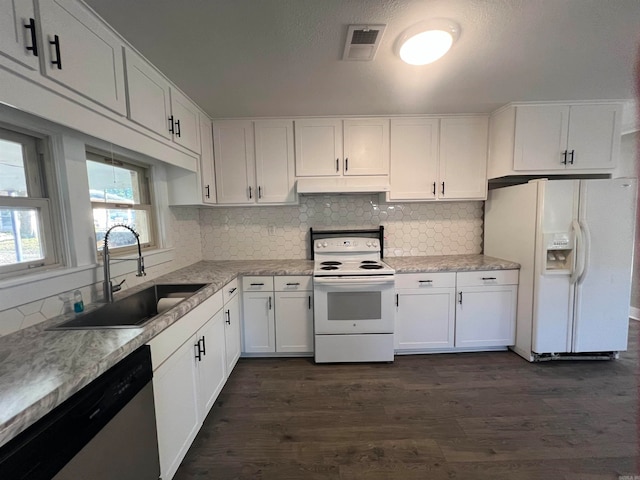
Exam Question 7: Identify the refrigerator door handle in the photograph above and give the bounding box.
[576,220,590,285]
[570,219,586,285]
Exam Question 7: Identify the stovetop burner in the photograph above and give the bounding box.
[361,260,377,264]
[321,261,342,266]
[321,266,339,270]
[360,264,383,270]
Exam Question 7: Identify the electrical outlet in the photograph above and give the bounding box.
[268,225,276,236]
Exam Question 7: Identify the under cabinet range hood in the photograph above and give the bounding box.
[296,177,390,194]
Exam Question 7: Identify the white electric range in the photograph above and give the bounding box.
[312,235,395,363]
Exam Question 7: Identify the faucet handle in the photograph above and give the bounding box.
[112,278,126,294]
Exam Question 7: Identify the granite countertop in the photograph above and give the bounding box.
[385,254,520,273]
[0,255,516,448]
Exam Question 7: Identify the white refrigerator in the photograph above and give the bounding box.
[485,178,637,361]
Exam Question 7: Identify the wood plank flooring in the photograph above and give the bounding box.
[174,323,639,479]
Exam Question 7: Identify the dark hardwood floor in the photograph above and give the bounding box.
[174,323,639,480]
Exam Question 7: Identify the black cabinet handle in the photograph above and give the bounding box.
[225,309,231,325]
[481,277,497,281]
[268,296,272,310]
[258,186,262,199]
[286,282,300,286]
[168,115,175,134]
[308,295,312,310]
[228,287,237,294]
[336,158,339,172]
[562,150,568,165]
[458,292,463,305]
[205,184,210,199]
[49,34,62,69]
[395,293,399,307]
[24,19,38,56]
[432,182,436,195]
[194,342,202,361]
[441,182,445,196]
[250,282,264,286]
[201,336,206,356]
[418,280,433,283]
[249,186,252,199]
[569,150,575,165]
[345,158,349,171]
[175,119,181,137]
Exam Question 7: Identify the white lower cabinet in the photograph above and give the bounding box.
[148,279,242,480]
[395,270,518,353]
[455,270,518,348]
[242,275,314,355]
[395,273,456,351]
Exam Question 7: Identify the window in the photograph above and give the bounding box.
[0,127,57,276]
[86,151,155,255]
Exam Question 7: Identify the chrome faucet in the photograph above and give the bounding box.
[102,224,146,303]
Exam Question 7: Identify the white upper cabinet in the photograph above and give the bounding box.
[199,115,216,204]
[170,88,201,154]
[439,116,488,200]
[388,116,488,201]
[294,119,343,176]
[124,48,172,140]
[343,118,389,176]
[294,118,390,177]
[213,119,297,205]
[254,120,296,203]
[489,102,622,179]
[389,118,439,201]
[213,120,255,204]
[37,0,127,115]
[0,0,40,71]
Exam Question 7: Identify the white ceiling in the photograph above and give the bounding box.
[84,0,640,119]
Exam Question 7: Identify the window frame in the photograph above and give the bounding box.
[0,127,59,277]
[86,150,157,257]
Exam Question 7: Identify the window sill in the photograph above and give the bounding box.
[0,248,176,312]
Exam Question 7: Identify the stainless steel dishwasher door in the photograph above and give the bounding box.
[53,381,160,480]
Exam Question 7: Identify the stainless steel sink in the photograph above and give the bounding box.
[50,283,207,330]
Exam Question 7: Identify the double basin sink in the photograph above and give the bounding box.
[50,283,207,330]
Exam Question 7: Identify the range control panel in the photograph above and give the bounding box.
[314,237,380,253]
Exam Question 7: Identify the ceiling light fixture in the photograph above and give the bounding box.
[396,19,460,65]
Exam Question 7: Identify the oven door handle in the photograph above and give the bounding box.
[314,276,395,285]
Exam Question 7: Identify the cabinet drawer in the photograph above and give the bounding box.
[456,270,519,287]
[274,275,312,291]
[242,276,274,291]
[223,278,239,303]
[395,272,456,289]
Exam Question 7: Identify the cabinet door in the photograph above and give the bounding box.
[123,48,172,139]
[196,310,227,417]
[213,120,255,204]
[254,120,296,204]
[389,118,439,201]
[395,289,455,350]
[243,292,275,353]
[170,88,201,153]
[294,119,343,176]
[343,118,389,176]
[38,0,127,115]
[199,115,217,204]
[513,105,569,171]
[224,294,241,372]
[0,0,39,71]
[275,291,314,353]
[153,334,201,480]
[455,285,517,348]
[439,117,488,200]
[567,104,620,169]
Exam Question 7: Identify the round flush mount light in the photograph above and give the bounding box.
[396,19,460,65]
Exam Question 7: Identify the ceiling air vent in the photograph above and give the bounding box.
[342,24,386,61]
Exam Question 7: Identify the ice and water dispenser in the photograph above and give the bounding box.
[543,232,574,273]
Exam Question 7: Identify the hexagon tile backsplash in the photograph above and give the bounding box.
[200,195,483,260]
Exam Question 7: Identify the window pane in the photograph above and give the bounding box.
[94,208,151,251]
[0,139,28,197]
[0,208,45,265]
[87,159,141,204]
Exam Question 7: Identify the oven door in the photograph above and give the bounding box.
[314,275,395,334]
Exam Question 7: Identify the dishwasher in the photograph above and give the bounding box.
[0,345,160,480]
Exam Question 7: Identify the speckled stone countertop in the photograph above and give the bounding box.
[385,254,520,273]
[0,255,516,448]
